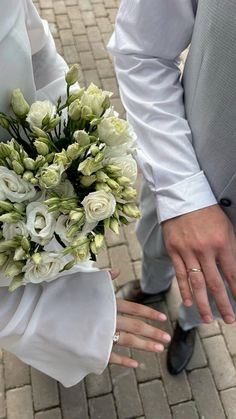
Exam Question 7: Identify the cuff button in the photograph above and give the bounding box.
[220,198,232,207]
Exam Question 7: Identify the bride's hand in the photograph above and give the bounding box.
[109,270,171,368]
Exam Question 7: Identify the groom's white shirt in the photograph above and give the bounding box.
[108,0,217,223]
[0,0,116,387]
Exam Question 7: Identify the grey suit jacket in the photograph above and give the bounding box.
[183,0,236,225]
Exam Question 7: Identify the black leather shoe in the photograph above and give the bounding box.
[116,279,171,304]
[167,322,196,375]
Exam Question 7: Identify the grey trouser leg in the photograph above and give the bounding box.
[137,179,236,330]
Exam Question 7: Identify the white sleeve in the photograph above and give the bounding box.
[24,0,70,102]
[108,0,217,223]
[0,270,116,387]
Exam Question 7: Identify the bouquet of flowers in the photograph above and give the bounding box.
[0,64,140,291]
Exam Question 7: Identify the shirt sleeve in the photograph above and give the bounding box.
[0,270,116,387]
[108,0,217,223]
[24,0,70,103]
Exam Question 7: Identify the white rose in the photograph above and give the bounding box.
[82,191,116,223]
[81,83,112,116]
[23,252,65,284]
[0,166,36,203]
[26,202,56,245]
[3,221,28,240]
[109,155,138,184]
[98,116,136,146]
[26,100,55,128]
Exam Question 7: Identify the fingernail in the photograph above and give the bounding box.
[184,299,193,307]
[203,315,213,323]
[158,313,167,321]
[224,315,235,324]
[130,360,138,368]
[155,343,164,352]
[163,334,171,343]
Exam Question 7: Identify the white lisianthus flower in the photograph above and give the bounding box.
[55,215,76,245]
[103,142,134,159]
[3,221,28,240]
[98,116,136,146]
[81,83,112,117]
[23,252,65,284]
[26,100,56,129]
[82,190,116,223]
[39,163,65,189]
[109,155,138,184]
[0,166,36,203]
[26,202,56,245]
[52,179,75,198]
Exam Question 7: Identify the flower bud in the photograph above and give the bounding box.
[117,176,131,186]
[0,113,9,130]
[13,203,25,213]
[66,223,79,239]
[122,187,137,200]
[0,253,8,267]
[14,247,26,261]
[73,130,90,146]
[12,160,24,175]
[23,171,34,181]
[94,233,104,249]
[34,140,49,156]
[0,239,18,252]
[69,209,84,222]
[67,143,81,160]
[110,217,119,234]
[94,151,104,163]
[21,236,30,252]
[95,182,111,193]
[72,235,89,248]
[68,99,82,121]
[10,149,21,161]
[105,164,122,177]
[11,89,30,118]
[0,143,11,158]
[30,177,38,185]
[44,197,60,206]
[54,150,69,166]
[31,127,48,138]
[32,252,42,265]
[89,144,100,156]
[23,157,36,171]
[81,105,92,119]
[122,203,140,218]
[35,155,46,169]
[67,88,85,105]
[65,64,80,86]
[46,116,61,130]
[0,212,22,223]
[63,259,75,270]
[5,261,24,278]
[96,171,109,182]
[75,242,90,261]
[78,157,102,176]
[0,200,14,212]
[80,175,96,187]
[106,178,120,190]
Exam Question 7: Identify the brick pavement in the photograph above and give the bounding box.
[1,1,236,418]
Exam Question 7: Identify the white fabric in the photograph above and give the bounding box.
[0,0,116,387]
[108,0,217,223]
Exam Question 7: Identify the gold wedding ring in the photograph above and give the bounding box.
[112,330,120,344]
[187,267,203,273]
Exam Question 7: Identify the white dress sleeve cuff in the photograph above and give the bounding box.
[156,171,217,223]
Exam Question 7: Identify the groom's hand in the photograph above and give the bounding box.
[162,204,236,324]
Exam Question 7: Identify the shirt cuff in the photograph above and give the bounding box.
[156,171,217,223]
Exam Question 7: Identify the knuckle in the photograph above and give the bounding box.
[207,280,220,294]
[132,320,143,335]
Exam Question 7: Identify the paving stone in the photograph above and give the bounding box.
[203,335,236,390]
[89,394,117,419]
[71,19,86,35]
[79,51,96,70]
[82,11,96,26]
[139,380,171,419]
[41,8,56,22]
[221,388,236,419]
[96,58,115,78]
[35,408,62,419]
[131,349,161,383]
[96,245,110,269]
[60,29,75,45]
[106,228,126,247]
[56,14,71,29]
[75,35,91,52]
[84,69,101,86]
[4,352,30,389]
[171,401,199,419]
[31,368,59,411]
[186,332,207,371]
[85,368,112,397]
[60,381,89,419]
[148,301,173,336]
[78,0,93,12]
[101,77,119,98]
[123,223,141,261]
[133,260,142,280]
[91,42,108,59]
[67,6,82,19]
[53,1,67,14]
[63,45,79,64]
[87,26,102,42]
[110,349,143,419]
[159,351,191,405]
[198,320,220,338]
[189,368,225,419]
[6,386,34,419]
[0,365,5,419]
[221,322,236,357]
[96,17,113,33]
[110,97,125,117]
[109,245,135,287]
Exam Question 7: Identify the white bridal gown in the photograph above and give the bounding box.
[0,0,116,387]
